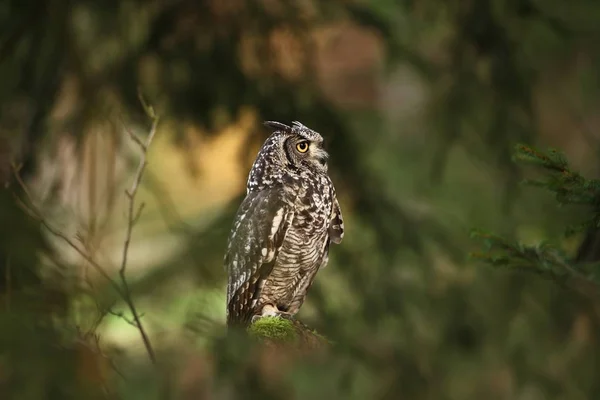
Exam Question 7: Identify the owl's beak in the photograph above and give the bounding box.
[314,147,329,166]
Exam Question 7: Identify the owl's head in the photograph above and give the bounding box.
[247,121,330,191]
[262,120,329,174]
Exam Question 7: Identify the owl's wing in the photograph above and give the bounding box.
[328,191,344,245]
[224,186,292,325]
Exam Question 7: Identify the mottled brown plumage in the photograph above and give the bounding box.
[224,121,344,327]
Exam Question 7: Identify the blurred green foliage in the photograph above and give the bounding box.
[472,144,600,292]
[1,0,600,399]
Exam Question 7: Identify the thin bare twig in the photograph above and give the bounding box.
[11,99,161,365]
[106,307,145,328]
[117,102,160,364]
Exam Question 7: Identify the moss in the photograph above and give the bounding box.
[247,316,298,344]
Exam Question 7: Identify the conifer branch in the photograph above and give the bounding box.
[514,144,600,218]
[471,144,600,294]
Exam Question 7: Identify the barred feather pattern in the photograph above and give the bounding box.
[225,121,344,327]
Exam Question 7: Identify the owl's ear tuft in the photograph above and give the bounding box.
[263,121,291,132]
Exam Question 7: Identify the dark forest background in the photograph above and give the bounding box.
[2,0,600,398]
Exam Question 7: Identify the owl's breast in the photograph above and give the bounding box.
[291,176,331,226]
[257,174,333,308]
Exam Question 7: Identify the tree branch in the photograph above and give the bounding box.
[10,97,161,365]
[117,100,160,364]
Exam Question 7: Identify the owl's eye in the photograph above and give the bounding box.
[296,141,309,153]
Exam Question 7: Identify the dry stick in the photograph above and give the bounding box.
[11,110,160,365]
[81,113,160,365]
[118,112,160,365]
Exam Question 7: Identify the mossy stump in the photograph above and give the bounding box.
[247,316,329,352]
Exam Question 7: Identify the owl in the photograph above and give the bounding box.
[224,120,344,327]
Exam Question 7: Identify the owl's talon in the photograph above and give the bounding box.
[276,311,294,321]
[250,313,285,325]
[250,304,295,325]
